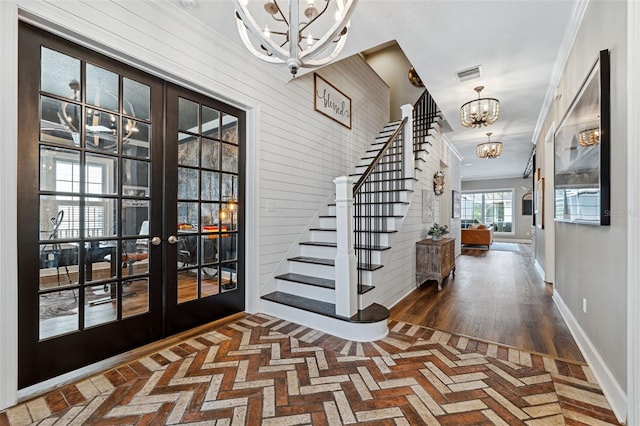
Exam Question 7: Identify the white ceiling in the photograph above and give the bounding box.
[182,0,576,181]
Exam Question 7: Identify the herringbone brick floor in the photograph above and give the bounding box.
[0,314,621,425]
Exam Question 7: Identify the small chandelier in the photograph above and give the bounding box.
[578,128,600,146]
[232,0,358,78]
[460,86,500,128]
[476,132,503,159]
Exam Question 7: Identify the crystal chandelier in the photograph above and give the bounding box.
[476,132,503,158]
[232,0,358,78]
[460,86,500,128]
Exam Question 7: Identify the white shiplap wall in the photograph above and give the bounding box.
[1,0,390,407]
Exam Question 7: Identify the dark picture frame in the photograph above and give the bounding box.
[314,73,352,129]
[554,49,610,226]
[452,190,461,219]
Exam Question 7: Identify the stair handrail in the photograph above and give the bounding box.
[352,116,408,196]
[412,88,440,153]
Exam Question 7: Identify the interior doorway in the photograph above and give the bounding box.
[17,22,244,388]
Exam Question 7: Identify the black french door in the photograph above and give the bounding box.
[17,23,244,388]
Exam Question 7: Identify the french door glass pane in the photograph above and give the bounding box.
[86,64,119,112]
[202,106,220,139]
[221,143,238,173]
[178,133,199,166]
[121,279,149,318]
[40,96,81,147]
[40,146,81,192]
[40,289,78,340]
[202,139,220,170]
[123,77,150,120]
[178,98,198,132]
[40,47,80,100]
[85,109,118,152]
[122,120,150,159]
[221,113,238,144]
[84,284,117,327]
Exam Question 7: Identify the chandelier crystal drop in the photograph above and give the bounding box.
[232,0,358,78]
[578,128,600,146]
[476,132,503,159]
[460,86,500,128]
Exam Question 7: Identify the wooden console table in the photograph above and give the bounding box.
[416,237,455,291]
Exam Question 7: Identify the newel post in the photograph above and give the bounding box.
[401,103,414,180]
[333,176,358,317]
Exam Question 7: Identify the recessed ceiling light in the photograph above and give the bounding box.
[464,163,472,166]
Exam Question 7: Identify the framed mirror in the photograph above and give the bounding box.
[554,49,610,226]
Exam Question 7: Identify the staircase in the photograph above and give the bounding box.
[261,91,440,341]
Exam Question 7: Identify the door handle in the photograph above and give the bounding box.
[168,235,178,244]
[151,236,161,246]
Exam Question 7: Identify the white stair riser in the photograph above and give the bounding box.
[300,244,337,259]
[319,216,336,229]
[356,217,398,230]
[289,261,335,279]
[320,216,399,230]
[355,233,391,247]
[354,250,383,265]
[276,279,335,304]
[310,230,336,243]
[328,203,407,217]
[354,269,374,286]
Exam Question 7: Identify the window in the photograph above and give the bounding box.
[461,190,514,233]
[55,160,107,238]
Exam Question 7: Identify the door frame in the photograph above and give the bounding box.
[0,4,260,408]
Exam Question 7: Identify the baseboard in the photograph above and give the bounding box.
[534,259,545,281]
[552,291,627,423]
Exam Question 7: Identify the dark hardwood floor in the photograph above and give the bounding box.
[390,242,585,362]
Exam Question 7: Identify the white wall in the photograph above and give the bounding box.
[363,44,425,121]
[462,177,534,241]
[0,0,390,409]
[536,0,628,418]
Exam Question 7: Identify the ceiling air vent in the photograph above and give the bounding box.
[456,65,482,83]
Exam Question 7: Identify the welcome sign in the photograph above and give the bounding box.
[314,73,352,129]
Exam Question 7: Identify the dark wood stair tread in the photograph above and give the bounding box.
[288,256,383,271]
[300,241,391,251]
[261,291,389,323]
[275,273,334,289]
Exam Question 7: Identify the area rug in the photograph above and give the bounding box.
[1,314,621,425]
[490,242,520,252]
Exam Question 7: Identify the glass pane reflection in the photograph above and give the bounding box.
[40,96,81,147]
[178,97,199,132]
[221,262,237,292]
[178,167,199,200]
[178,133,199,166]
[122,120,150,159]
[202,138,220,170]
[221,143,238,173]
[123,78,150,120]
[39,242,78,291]
[84,284,117,327]
[40,289,78,339]
[85,153,118,195]
[202,106,219,139]
[40,146,81,192]
[122,278,149,318]
[122,158,149,196]
[40,47,81,100]
[177,269,198,304]
[221,113,238,144]
[85,110,118,152]
[201,170,219,201]
[86,63,119,112]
